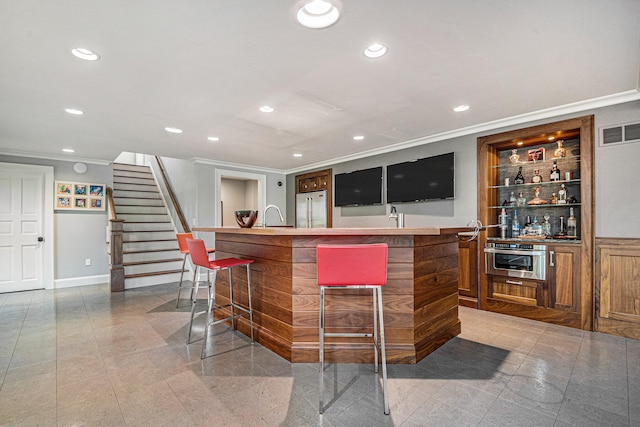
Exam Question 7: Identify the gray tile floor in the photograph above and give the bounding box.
[0,283,638,426]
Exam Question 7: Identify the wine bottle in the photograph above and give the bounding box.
[567,207,577,238]
[514,166,525,184]
[550,160,561,181]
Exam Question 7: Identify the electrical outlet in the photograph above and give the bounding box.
[85,258,91,266]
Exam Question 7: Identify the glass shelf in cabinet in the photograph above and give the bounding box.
[489,178,581,189]
[489,203,581,209]
[492,154,580,169]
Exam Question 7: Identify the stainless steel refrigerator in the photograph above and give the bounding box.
[296,190,327,228]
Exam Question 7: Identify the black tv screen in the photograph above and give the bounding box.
[386,152,455,203]
[335,167,383,207]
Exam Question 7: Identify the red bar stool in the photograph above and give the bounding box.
[185,238,255,359]
[175,233,215,307]
[316,243,390,415]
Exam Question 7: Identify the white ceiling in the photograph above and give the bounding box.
[1,1,639,172]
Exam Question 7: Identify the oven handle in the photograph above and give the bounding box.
[484,248,547,257]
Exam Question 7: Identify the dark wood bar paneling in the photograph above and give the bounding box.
[195,226,466,364]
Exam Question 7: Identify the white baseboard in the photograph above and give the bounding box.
[54,274,110,289]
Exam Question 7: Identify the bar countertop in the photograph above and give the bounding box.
[193,226,471,236]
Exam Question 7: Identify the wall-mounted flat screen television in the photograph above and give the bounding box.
[334,166,383,207]
[386,152,455,203]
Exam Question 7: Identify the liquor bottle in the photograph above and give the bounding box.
[524,215,532,235]
[509,191,516,206]
[550,160,561,181]
[498,208,508,239]
[514,166,525,184]
[512,210,520,238]
[567,207,577,238]
[532,169,542,183]
[550,192,557,204]
[542,212,552,237]
[532,216,543,236]
[517,192,526,207]
[557,184,567,204]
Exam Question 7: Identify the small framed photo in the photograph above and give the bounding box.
[57,182,72,195]
[527,147,545,162]
[56,196,72,209]
[89,185,104,197]
[74,197,88,209]
[90,198,103,209]
[74,184,87,195]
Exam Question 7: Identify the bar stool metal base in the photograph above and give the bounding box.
[319,285,389,415]
[187,264,254,359]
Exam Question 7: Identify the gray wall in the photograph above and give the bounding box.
[594,101,640,237]
[160,157,287,246]
[287,100,640,238]
[0,155,113,280]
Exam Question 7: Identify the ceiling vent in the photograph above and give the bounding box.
[599,121,640,147]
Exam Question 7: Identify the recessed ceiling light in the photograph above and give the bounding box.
[296,0,341,29]
[364,43,387,58]
[353,135,365,141]
[293,153,303,158]
[164,127,183,134]
[453,105,470,112]
[71,48,100,61]
[65,108,83,115]
[517,141,524,146]
[207,136,220,142]
[259,105,274,113]
[62,148,75,153]
[548,136,555,141]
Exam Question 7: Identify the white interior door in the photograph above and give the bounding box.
[0,163,52,292]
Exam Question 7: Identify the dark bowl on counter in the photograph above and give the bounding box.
[234,210,258,228]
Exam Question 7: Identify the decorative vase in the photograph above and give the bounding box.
[234,210,258,228]
[554,140,566,158]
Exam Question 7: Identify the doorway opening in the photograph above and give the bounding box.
[214,169,266,227]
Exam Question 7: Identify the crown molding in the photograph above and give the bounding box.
[284,90,640,175]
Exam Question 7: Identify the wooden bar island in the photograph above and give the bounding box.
[193,226,466,364]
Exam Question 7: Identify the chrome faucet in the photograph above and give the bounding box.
[263,204,285,228]
[388,206,404,228]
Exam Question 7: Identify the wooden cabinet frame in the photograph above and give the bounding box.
[477,115,594,330]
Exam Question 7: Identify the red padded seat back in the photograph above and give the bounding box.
[316,243,388,287]
[186,238,210,268]
[176,232,194,254]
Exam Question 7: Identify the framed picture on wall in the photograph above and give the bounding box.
[57,182,72,195]
[527,147,545,162]
[74,184,87,195]
[55,181,105,211]
[56,196,72,209]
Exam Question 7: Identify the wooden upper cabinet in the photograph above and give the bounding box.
[296,169,332,194]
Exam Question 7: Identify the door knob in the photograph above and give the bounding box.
[37,237,44,242]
